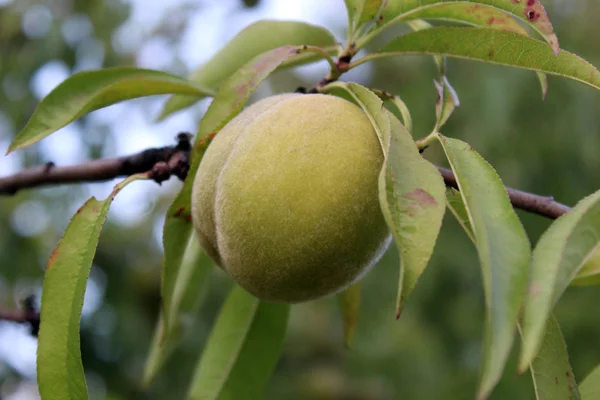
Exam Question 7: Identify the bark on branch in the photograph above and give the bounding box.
[0,296,40,336]
[0,133,192,195]
[437,166,571,219]
[1,136,571,219]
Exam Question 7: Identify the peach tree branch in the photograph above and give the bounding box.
[0,133,192,195]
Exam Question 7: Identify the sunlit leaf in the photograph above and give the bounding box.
[520,315,581,400]
[379,0,559,53]
[162,45,307,334]
[187,286,289,400]
[326,82,445,316]
[158,20,338,119]
[580,363,600,400]
[436,134,530,399]
[143,238,212,387]
[37,174,146,400]
[337,282,361,348]
[7,68,213,153]
[373,28,600,92]
[520,189,600,371]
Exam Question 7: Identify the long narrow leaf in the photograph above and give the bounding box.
[325,82,446,317]
[7,68,213,153]
[401,3,529,35]
[158,20,338,119]
[520,189,600,370]
[446,187,476,243]
[161,44,308,337]
[445,162,580,400]
[143,237,212,386]
[37,174,146,400]
[373,27,600,92]
[436,134,530,399]
[379,0,559,53]
[187,286,289,400]
[521,315,581,400]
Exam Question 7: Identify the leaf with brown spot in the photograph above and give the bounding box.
[375,28,600,92]
[379,0,559,54]
[324,82,446,317]
[37,174,146,400]
[518,315,581,400]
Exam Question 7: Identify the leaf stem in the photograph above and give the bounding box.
[416,132,439,150]
[300,46,338,72]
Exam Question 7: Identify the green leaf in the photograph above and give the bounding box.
[520,189,600,370]
[161,44,306,336]
[400,3,530,35]
[385,95,413,134]
[158,20,338,120]
[7,68,213,153]
[160,137,212,333]
[187,286,289,400]
[520,315,580,400]
[143,237,212,387]
[446,187,475,243]
[326,82,446,316]
[434,76,460,131]
[570,247,600,286]
[337,282,361,348]
[405,17,548,99]
[379,0,559,53]
[345,0,384,33]
[436,134,530,399]
[37,174,146,400]
[373,27,600,92]
[580,363,600,399]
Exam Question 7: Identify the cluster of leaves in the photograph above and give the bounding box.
[5,0,600,399]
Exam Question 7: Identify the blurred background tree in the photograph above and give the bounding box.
[0,0,599,399]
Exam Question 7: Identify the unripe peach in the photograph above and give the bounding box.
[191,93,390,303]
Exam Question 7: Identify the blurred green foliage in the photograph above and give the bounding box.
[1,0,599,399]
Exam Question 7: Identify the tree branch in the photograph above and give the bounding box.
[437,166,571,219]
[0,296,40,336]
[0,133,192,195]
[0,135,570,219]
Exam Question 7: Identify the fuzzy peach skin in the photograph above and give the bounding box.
[191,93,391,303]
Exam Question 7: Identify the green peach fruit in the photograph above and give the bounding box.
[191,93,391,303]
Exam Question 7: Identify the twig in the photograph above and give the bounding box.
[0,135,571,219]
[437,166,570,219]
[0,133,192,195]
[0,296,40,336]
